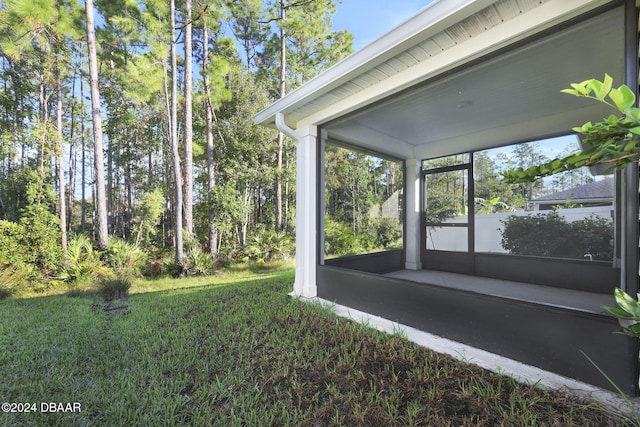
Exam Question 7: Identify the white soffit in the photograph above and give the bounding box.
[254,0,615,131]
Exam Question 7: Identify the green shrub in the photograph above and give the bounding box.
[98,276,132,300]
[0,168,62,276]
[0,220,25,266]
[18,203,63,273]
[0,213,62,284]
[568,215,614,261]
[0,213,62,275]
[131,188,165,249]
[368,217,402,249]
[500,211,613,260]
[324,216,371,257]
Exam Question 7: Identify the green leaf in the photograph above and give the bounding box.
[575,122,593,133]
[588,79,603,100]
[610,84,636,113]
[603,306,637,319]
[623,141,637,152]
[628,107,640,120]
[569,81,590,96]
[565,155,580,165]
[600,74,613,100]
[613,288,640,318]
[619,84,636,110]
[614,287,636,305]
[525,166,539,175]
[560,88,578,96]
[604,114,619,125]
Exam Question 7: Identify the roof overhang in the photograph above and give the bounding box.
[255,0,625,159]
[532,198,614,205]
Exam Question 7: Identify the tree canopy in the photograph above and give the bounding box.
[0,0,353,286]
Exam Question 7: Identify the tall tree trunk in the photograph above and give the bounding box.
[275,0,286,234]
[125,155,132,237]
[107,59,116,235]
[68,72,77,232]
[85,0,109,249]
[203,21,218,259]
[38,80,46,177]
[56,63,67,251]
[183,0,194,236]
[80,69,86,232]
[170,0,184,269]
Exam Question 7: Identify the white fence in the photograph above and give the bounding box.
[426,206,613,253]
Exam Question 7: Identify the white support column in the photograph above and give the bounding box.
[405,158,422,270]
[293,124,318,298]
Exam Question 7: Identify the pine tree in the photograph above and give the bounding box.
[257,0,353,233]
[183,0,194,237]
[85,0,109,249]
[0,0,84,250]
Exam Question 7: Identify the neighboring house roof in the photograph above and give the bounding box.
[255,0,621,160]
[531,178,614,205]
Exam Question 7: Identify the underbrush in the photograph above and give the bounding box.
[0,270,630,426]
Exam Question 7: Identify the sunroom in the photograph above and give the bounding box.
[255,0,640,395]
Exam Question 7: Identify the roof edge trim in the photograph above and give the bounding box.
[254,0,494,126]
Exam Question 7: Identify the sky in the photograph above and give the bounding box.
[332,1,434,51]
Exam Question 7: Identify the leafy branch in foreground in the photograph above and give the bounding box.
[603,287,640,338]
[501,74,640,183]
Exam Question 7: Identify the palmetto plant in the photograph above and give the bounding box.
[246,232,293,262]
[185,244,214,276]
[58,234,108,286]
[98,276,132,301]
[106,237,147,277]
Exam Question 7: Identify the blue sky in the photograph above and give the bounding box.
[332,1,434,50]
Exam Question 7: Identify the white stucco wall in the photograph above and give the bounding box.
[427,205,613,253]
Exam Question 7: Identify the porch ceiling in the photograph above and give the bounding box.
[324,6,625,159]
[254,0,624,161]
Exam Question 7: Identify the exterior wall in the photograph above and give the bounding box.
[428,206,613,254]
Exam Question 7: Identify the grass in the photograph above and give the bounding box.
[0,266,632,426]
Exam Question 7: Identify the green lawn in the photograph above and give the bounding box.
[0,268,631,426]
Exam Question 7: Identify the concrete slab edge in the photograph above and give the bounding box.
[300,296,640,418]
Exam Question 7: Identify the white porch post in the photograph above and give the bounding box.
[293,124,318,297]
[405,158,422,270]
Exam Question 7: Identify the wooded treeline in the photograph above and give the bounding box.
[0,0,353,281]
